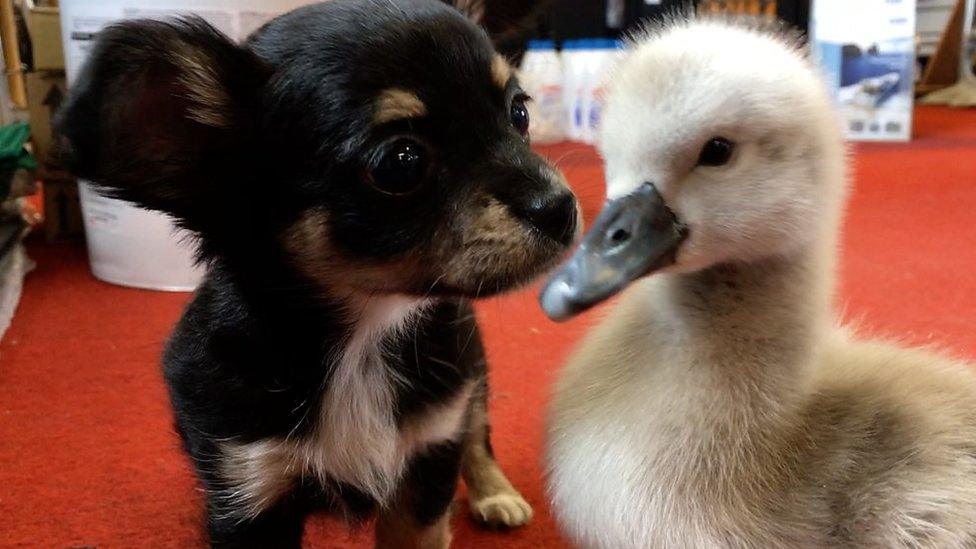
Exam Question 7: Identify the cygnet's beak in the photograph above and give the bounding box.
[539,182,688,322]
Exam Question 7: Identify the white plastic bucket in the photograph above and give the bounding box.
[59,0,319,291]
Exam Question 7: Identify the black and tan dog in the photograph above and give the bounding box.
[55,0,578,546]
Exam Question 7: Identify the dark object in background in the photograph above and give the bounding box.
[631,0,809,35]
[42,176,82,243]
[636,0,694,22]
[516,0,809,51]
[14,4,32,73]
[776,0,810,34]
[541,0,686,44]
[548,0,611,40]
[26,71,66,168]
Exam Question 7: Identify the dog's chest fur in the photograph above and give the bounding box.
[220,296,475,519]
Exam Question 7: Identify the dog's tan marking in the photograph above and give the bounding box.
[285,208,329,247]
[467,198,516,238]
[491,55,513,89]
[441,197,527,289]
[462,385,533,528]
[440,168,576,290]
[171,50,230,128]
[283,208,333,277]
[283,209,421,295]
[375,88,428,124]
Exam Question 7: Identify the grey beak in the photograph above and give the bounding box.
[539,183,688,322]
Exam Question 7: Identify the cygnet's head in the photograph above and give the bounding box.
[541,19,846,321]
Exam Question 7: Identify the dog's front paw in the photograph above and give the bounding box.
[469,492,534,528]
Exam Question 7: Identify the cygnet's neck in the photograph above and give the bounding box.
[653,243,834,427]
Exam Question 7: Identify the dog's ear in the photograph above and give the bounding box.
[55,17,270,230]
[444,0,552,41]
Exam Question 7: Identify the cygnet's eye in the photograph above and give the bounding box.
[698,137,735,167]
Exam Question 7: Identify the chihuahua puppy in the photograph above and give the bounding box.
[55,0,578,547]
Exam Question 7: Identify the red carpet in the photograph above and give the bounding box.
[2,106,976,548]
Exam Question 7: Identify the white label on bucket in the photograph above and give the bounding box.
[80,193,121,231]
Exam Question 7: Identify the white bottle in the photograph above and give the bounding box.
[520,40,566,144]
[579,39,603,143]
[561,40,585,142]
[583,39,624,144]
[579,39,600,144]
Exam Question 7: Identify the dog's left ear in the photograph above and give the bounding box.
[444,0,552,41]
[54,16,271,233]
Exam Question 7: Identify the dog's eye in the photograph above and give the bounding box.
[698,137,734,167]
[511,97,530,136]
[368,139,429,195]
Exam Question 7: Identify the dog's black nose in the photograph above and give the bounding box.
[519,192,578,245]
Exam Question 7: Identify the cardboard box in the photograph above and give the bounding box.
[26,70,66,168]
[42,176,83,242]
[24,1,64,71]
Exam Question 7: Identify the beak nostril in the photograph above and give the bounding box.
[610,229,630,243]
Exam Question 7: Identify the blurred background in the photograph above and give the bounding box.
[1,0,974,547]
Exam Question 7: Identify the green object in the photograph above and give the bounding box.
[0,122,38,172]
[0,122,38,203]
